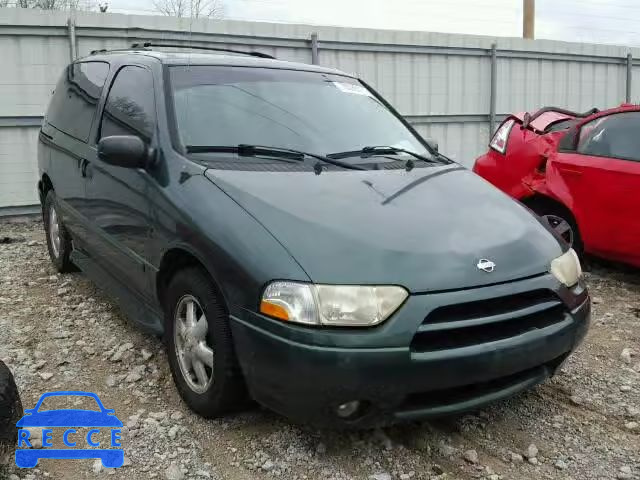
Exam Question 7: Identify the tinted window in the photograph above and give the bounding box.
[169,66,427,162]
[100,66,155,142]
[577,112,640,161]
[46,62,109,142]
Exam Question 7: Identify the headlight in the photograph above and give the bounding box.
[260,281,408,327]
[550,248,582,287]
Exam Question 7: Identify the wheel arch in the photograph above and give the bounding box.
[521,193,578,227]
[521,193,584,252]
[155,247,229,315]
[38,173,54,206]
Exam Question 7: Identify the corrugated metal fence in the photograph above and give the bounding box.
[2,7,640,214]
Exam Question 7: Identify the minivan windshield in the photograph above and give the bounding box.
[169,65,430,163]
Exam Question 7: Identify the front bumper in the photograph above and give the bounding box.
[230,274,590,427]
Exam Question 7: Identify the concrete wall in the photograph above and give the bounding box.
[1,7,639,211]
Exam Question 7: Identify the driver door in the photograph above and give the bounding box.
[84,65,156,301]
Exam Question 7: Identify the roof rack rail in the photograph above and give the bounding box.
[130,42,276,59]
[89,47,146,55]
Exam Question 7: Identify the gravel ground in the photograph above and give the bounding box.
[0,217,639,480]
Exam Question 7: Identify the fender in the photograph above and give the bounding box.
[149,173,311,316]
[522,156,585,243]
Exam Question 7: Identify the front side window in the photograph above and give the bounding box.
[100,66,156,142]
[169,66,428,164]
[577,112,640,161]
[46,61,109,142]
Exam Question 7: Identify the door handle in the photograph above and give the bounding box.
[81,159,92,179]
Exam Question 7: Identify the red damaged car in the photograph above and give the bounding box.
[474,104,640,268]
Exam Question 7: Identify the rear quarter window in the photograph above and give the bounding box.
[46,61,109,142]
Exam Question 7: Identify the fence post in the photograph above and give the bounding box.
[67,17,77,62]
[310,32,319,65]
[489,43,497,140]
[626,53,632,103]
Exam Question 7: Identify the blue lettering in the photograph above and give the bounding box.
[86,429,100,447]
[110,429,121,447]
[18,429,31,448]
[42,429,53,448]
[63,428,77,447]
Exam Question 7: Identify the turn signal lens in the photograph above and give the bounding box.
[260,281,317,325]
[259,300,290,321]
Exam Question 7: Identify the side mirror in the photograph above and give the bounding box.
[425,138,438,153]
[558,126,579,151]
[98,135,148,169]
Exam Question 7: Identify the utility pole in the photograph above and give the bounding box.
[523,0,535,39]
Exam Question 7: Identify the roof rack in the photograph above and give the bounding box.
[89,47,145,55]
[129,42,276,59]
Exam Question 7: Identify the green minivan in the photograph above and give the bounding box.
[38,45,590,427]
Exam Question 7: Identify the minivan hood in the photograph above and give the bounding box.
[205,165,563,292]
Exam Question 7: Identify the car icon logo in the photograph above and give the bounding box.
[477,258,496,273]
[15,391,124,469]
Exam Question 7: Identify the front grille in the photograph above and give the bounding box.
[411,289,567,353]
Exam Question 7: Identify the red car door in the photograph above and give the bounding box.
[552,111,640,266]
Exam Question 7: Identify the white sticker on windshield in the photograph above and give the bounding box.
[332,82,371,96]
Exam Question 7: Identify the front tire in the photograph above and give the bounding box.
[165,267,247,417]
[43,190,75,273]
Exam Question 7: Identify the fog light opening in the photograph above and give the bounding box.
[335,400,361,419]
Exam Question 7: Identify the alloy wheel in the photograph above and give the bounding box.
[49,204,61,258]
[542,214,574,246]
[174,295,215,394]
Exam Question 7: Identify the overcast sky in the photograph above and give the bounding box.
[101,0,640,47]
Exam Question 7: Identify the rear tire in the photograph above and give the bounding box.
[43,190,75,273]
[529,202,583,256]
[165,267,248,417]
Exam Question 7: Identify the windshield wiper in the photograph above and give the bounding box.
[185,144,366,172]
[327,145,450,170]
